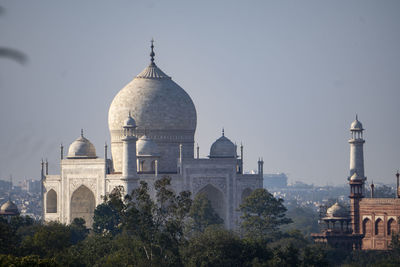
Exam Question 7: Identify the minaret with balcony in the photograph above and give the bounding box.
[348,115,366,234]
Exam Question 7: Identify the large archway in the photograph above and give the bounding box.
[46,189,57,213]
[197,184,226,222]
[70,185,95,227]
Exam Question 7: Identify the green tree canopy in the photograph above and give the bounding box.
[188,193,224,233]
[92,185,125,235]
[239,188,292,241]
[181,226,246,267]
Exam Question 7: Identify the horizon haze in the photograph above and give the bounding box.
[1,0,399,186]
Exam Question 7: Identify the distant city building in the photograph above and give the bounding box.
[263,173,288,188]
[42,42,263,229]
[312,117,400,250]
[20,179,41,194]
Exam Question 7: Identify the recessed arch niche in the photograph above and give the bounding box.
[46,189,57,213]
[70,185,95,227]
[197,184,226,222]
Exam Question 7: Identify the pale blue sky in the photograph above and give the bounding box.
[1,0,399,185]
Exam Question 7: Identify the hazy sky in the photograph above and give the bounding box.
[1,0,399,186]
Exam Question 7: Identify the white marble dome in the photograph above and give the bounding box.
[67,132,97,159]
[137,135,160,156]
[0,200,19,214]
[350,117,363,131]
[326,202,349,218]
[109,63,196,133]
[124,113,137,127]
[108,47,197,172]
[209,132,236,158]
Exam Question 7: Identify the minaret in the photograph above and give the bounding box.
[348,115,366,234]
[41,159,45,222]
[121,112,138,195]
[396,170,400,198]
[258,158,264,177]
[240,143,244,174]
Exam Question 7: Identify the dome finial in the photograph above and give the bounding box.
[81,128,84,137]
[356,114,358,121]
[150,38,155,64]
[222,128,225,136]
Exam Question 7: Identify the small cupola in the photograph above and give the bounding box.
[67,130,97,159]
[209,129,236,158]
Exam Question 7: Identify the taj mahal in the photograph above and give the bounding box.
[42,42,263,229]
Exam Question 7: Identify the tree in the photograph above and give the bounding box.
[239,188,292,241]
[70,218,88,244]
[0,254,58,266]
[0,217,14,255]
[92,186,125,235]
[20,222,71,258]
[188,193,224,233]
[181,226,246,267]
[121,176,192,266]
[281,205,319,236]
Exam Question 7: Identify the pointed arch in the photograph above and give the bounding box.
[388,218,396,235]
[375,218,383,236]
[46,189,57,213]
[197,184,226,222]
[70,185,95,227]
[362,218,371,236]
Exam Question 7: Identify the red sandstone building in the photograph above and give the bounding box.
[312,117,400,250]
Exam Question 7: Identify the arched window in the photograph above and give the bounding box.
[46,189,57,213]
[388,218,396,235]
[375,218,383,236]
[363,218,372,236]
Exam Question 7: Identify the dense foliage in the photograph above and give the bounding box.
[1,179,399,266]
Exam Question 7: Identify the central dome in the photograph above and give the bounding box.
[108,63,197,132]
[108,43,197,172]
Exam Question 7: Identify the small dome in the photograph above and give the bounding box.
[124,113,136,127]
[67,131,97,159]
[350,116,363,131]
[209,131,236,158]
[1,200,19,214]
[137,135,160,156]
[326,202,349,219]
